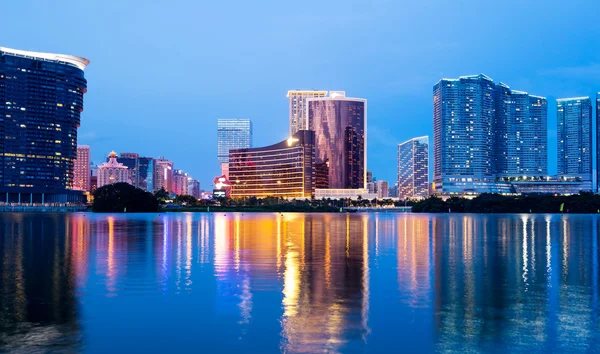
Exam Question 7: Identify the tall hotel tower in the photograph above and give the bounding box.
[288,90,328,135]
[73,145,91,192]
[307,92,367,191]
[398,136,429,200]
[0,46,89,203]
[557,97,593,181]
[433,74,547,195]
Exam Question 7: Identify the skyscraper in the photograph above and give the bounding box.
[433,74,548,195]
[154,157,174,193]
[217,119,252,163]
[97,151,130,187]
[288,90,328,135]
[307,92,366,190]
[0,46,89,203]
[138,157,154,192]
[173,170,189,195]
[117,153,139,188]
[188,178,201,199]
[73,145,91,192]
[557,97,592,181]
[494,86,547,177]
[398,136,429,200]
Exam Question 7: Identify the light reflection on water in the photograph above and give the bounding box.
[0,213,599,353]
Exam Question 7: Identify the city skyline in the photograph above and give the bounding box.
[2,0,600,188]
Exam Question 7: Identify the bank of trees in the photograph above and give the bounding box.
[93,183,159,212]
[412,192,600,214]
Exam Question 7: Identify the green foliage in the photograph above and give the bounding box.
[174,194,197,205]
[93,183,159,213]
[412,192,600,214]
[153,188,170,203]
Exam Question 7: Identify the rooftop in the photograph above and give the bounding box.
[0,46,89,70]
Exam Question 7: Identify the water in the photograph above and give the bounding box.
[0,212,598,353]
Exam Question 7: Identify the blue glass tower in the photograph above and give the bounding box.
[0,47,89,203]
[557,97,592,181]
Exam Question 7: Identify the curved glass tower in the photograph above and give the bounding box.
[307,93,366,190]
[0,46,89,203]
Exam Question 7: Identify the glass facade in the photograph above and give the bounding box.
[217,119,252,163]
[138,157,154,192]
[397,136,429,199]
[287,90,328,135]
[154,158,173,193]
[0,47,88,196]
[229,130,315,198]
[115,152,138,187]
[307,95,366,189]
[433,74,548,195]
[557,97,592,180]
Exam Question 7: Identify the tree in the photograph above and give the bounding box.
[93,183,159,212]
[174,194,197,206]
[154,188,170,203]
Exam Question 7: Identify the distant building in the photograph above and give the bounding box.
[90,175,98,194]
[367,182,375,194]
[188,178,201,199]
[97,151,130,188]
[217,119,252,164]
[288,90,328,135]
[398,136,429,200]
[173,170,189,196]
[376,180,389,198]
[229,130,315,199]
[137,157,154,192]
[388,184,398,198]
[366,171,373,183]
[154,157,174,193]
[117,153,139,188]
[73,145,91,192]
[556,97,593,182]
[307,92,367,191]
[0,46,89,203]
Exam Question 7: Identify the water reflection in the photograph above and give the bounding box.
[0,213,598,352]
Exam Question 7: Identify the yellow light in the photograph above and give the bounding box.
[287,137,299,146]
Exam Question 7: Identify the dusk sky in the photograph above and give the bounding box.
[3,0,600,188]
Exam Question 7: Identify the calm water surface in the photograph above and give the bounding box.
[0,212,599,353]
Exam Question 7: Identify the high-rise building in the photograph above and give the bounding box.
[154,157,174,193]
[117,153,139,188]
[188,178,201,199]
[288,90,328,135]
[138,157,154,192]
[97,151,130,187]
[73,145,91,192]
[0,46,89,203]
[217,119,252,164]
[173,170,189,196]
[433,74,548,195]
[557,97,592,181]
[366,171,373,183]
[597,93,600,192]
[376,180,389,198]
[398,136,429,200]
[229,130,315,199]
[307,92,366,191]
[494,86,548,177]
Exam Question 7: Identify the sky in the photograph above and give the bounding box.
[2,0,600,189]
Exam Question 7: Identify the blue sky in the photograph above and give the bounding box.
[2,0,600,188]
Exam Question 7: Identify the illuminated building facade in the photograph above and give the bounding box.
[217,119,252,164]
[73,145,90,192]
[97,151,130,187]
[173,170,188,195]
[287,90,328,135]
[376,180,389,198]
[433,74,549,195]
[557,97,593,182]
[116,152,139,188]
[154,158,174,193]
[229,130,315,198]
[137,157,154,192]
[307,92,366,190]
[0,46,89,203]
[397,136,429,199]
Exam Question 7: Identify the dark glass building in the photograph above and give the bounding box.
[229,130,315,198]
[307,93,366,189]
[0,47,89,203]
[557,97,592,181]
